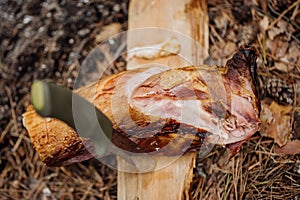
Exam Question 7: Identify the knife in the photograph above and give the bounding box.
[30,80,113,157]
[30,80,157,171]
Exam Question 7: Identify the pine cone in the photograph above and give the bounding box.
[266,77,294,105]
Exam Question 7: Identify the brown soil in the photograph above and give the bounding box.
[1,0,300,199]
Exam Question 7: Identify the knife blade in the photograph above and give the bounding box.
[30,80,113,156]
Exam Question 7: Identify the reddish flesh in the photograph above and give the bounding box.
[92,46,261,154]
[23,46,261,165]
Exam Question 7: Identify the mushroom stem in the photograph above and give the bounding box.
[30,80,113,156]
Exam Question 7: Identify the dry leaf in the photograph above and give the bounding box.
[211,42,236,60]
[268,20,287,40]
[259,16,269,32]
[260,100,293,147]
[274,39,289,58]
[238,23,258,46]
[274,140,300,154]
[274,61,289,72]
[224,42,236,57]
[287,42,300,63]
[265,38,274,52]
[95,23,122,43]
[214,15,229,31]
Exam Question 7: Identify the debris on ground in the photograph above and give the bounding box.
[1,0,299,199]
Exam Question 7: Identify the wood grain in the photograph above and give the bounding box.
[118,0,209,199]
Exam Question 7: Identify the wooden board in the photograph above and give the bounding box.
[118,0,209,199]
[118,153,196,200]
[126,0,209,70]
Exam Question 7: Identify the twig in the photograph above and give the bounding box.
[11,133,24,152]
[4,86,18,135]
[209,25,225,46]
[62,60,79,86]
[0,120,13,143]
[268,0,300,29]
[266,52,300,67]
[80,184,94,200]
[231,157,239,200]
[267,3,300,30]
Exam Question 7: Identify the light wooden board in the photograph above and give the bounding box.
[126,0,209,70]
[118,0,209,199]
[118,153,196,200]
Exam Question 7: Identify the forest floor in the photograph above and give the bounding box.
[1,0,300,199]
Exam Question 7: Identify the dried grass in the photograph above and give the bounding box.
[1,0,300,199]
[191,136,300,199]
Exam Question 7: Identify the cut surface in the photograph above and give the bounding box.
[23,46,261,165]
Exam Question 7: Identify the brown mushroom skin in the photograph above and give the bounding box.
[23,46,261,165]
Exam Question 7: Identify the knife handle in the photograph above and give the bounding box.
[30,80,113,156]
